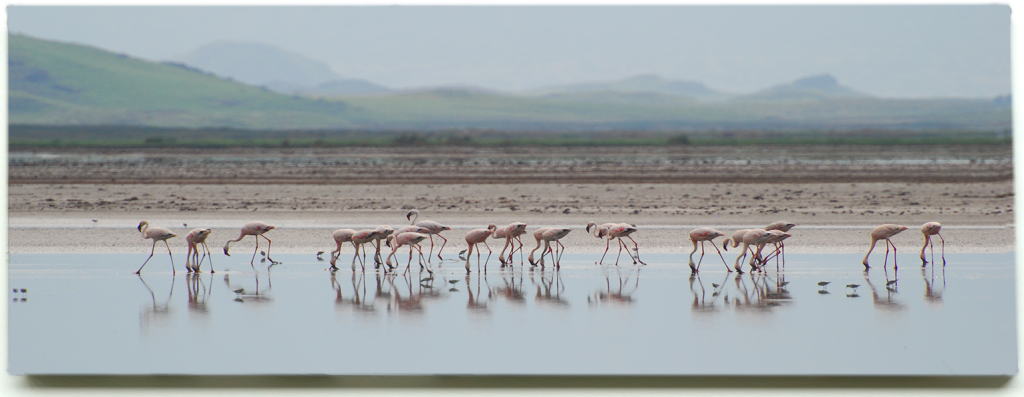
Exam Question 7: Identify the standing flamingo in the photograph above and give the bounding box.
[370,225,395,267]
[223,221,276,269]
[406,210,452,261]
[764,221,796,263]
[721,229,753,251]
[862,224,908,269]
[759,230,792,271]
[349,229,382,272]
[586,222,615,264]
[528,228,572,269]
[733,229,773,273]
[385,232,431,273]
[687,228,730,273]
[136,221,178,274]
[329,229,358,271]
[464,224,497,273]
[185,228,214,273]
[493,222,527,266]
[919,222,945,266]
[598,223,643,266]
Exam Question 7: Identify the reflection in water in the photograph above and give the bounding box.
[922,266,945,306]
[224,272,273,304]
[467,272,491,314]
[138,274,174,334]
[186,273,212,315]
[864,268,905,312]
[689,271,792,316]
[493,270,525,306]
[534,270,569,308]
[332,272,375,313]
[590,268,640,307]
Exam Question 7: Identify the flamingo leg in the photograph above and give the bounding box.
[938,233,946,266]
[920,235,931,265]
[416,245,431,273]
[614,238,625,266]
[435,234,449,261]
[262,234,274,263]
[598,238,612,265]
[622,235,638,263]
[863,238,878,268]
[697,241,706,268]
[186,243,194,273]
[465,244,475,274]
[203,242,215,273]
[688,240,699,272]
[249,235,259,269]
[164,240,175,275]
[136,240,158,274]
[889,238,899,269]
[711,241,730,272]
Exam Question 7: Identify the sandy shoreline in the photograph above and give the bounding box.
[8,181,1014,256]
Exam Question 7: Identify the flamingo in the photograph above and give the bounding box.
[733,229,773,273]
[370,225,395,267]
[759,230,792,271]
[349,229,382,272]
[528,228,572,269]
[385,232,431,273]
[136,221,177,275]
[687,227,730,273]
[406,210,452,261]
[223,221,275,269]
[492,222,527,266]
[919,222,945,266]
[464,224,497,273]
[329,229,361,271]
[721,229,753,251]
[862,224,908,269]
[185,228,214,273]
[764,221,796,262]
[586,222,615,263]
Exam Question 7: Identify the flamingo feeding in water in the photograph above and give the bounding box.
[764,221,796,264]
[385,232,431,273]
[493,222,527,266]
[528,227,572,269]
[862,224,908,269]
[185,228,213,273]
[223,221,276,269]
[687,227,729,273]
[733,229,773,273]
[586,222,643,265]
[919,222,945,266]
[370,225,395,267]
[464,224,497,273]
[721,229,753,251]
[349,229,382,271]
[136,221,178,274]
[406,210,451,261]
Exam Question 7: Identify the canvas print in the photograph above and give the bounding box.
[6,6,1015,375]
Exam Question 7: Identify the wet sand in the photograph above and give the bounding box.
[8,181,1014,255]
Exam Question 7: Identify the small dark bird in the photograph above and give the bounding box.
[20,288,26,293]
[261,251,266,256]
[458,249,467,260]
[316,251,324,259]
[11,289,16,293]
[817,281,831,287]
[183,223,187,227]
[233,288,245,294]
[421,276,434,282]
[779,281,790,287]
[449,280,459,285]
[846,284,860,289]
[886,280,898,286]
[92,219,98,223]
[712,283,720,288]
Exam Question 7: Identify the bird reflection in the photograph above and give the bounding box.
[467,273,492,314]
[689,272,731,315]
[224,272,273,304]
[186,273,212,315]
[493,269,525,306]
[332,272,375,313]
[922,266,944,306]
[590,268,640,307]
[534,269,569,308]
[388,271,428,313]
[138,274,174,333]
[864,269,905,312]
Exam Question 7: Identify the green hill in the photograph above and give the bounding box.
[7,34,1011,131]
[8,34,360,128]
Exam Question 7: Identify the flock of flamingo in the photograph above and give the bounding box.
[134,210,947,276]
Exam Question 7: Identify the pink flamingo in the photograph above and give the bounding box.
[687,228,729,273]
[733,229,773,273]
[919,222,945,266]
[528,228,572,269]
[349,229,382,272]
[862,224,908,269]
[759,230,792,271]
[493,222,527,266]
[721,229,753,251]
[385,232,431,273]
[136,220,177,275]
[593,223,643,266]
[185,228,213,273]
[370,225,395,267]
[406,209,452,261]
[586,222,615,263]
[764,221,796,263]
[223,221,275,269]
[329,228,372,271]
[464,224,497,273]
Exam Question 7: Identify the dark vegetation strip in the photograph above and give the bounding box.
[9,125,1012,148]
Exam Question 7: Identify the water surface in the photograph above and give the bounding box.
[8,252,1016,375]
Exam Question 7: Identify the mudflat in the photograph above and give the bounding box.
[7,145,1014,256]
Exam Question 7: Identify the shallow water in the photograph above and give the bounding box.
[7,252,1016,375]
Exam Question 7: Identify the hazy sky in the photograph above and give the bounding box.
[6,5,1012,98]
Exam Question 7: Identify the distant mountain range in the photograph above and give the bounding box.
[8,34,1011,131]
[172,41,342,88]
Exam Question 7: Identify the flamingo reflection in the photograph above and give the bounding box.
[223,272,273,304]
[186,273,212,315]
[138,274,174,333]
[589,268,640,307]
[863,269,905,312]
[922,266,945,306]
